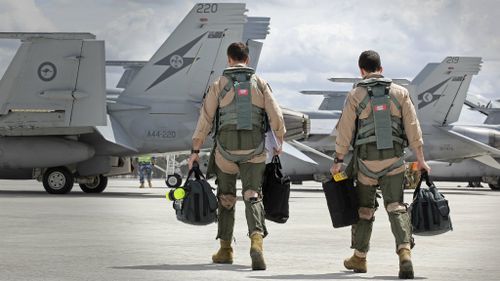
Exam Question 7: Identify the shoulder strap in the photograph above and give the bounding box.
[356,94,370,116]
[218,75,234,102]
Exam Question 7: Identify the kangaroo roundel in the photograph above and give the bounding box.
[38,62,57,82]
[170,55,184,69]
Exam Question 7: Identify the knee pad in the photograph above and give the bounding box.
[243,190,261,203]
[218,193,237,210]
[358,207,375,220]
[386,202,407,214]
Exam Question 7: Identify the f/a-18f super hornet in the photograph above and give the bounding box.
[281,56,500,184]
[0,3,308,194]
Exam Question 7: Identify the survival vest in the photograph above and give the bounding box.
[213,67,268,163]
[352,77,407,178]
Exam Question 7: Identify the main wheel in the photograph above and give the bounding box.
[468,181,482,188]
[80,175,108,193]
[488,183,500,190]
[166,173,182,188]
[43,167,74,194]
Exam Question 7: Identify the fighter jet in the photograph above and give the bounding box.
[283,56,500,185]
[0,3,307,194]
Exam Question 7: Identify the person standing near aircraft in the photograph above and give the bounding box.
[188,42,285,270]
[331,50,431,279]
[137,154,155,188]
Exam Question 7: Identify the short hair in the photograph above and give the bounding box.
[358,50,382,72]
[227,42,249,62]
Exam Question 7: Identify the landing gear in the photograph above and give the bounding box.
[482,177,500,191]
[488,184,500,190]
[166,173,182,188]
[43,167,74,194]
[467,181,483,188]
[79,175,108,193]
[489,182,500,190]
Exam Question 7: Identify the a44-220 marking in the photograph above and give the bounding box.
[146,129,176,139]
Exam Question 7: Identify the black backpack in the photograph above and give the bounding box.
[410,171,453,235]
[262,156,290,223]
[173,164,218,225]
[322,178,359,228]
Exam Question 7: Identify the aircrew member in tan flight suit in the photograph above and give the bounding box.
[188,42,286,270]
[331,50,431,279]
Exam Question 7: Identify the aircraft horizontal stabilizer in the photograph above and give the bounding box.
[289,140,334,161]
[0,33,107,130]
[473,155,500,170]
[440,127,500,158]
[95,114,138,153]
[300,90,348,97]
[0,32,95,40]
[281,142,317,165]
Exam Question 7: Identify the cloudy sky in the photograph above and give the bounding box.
[0,0,499,121]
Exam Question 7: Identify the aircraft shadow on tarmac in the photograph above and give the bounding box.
[249,272,427,280]
[0,190,165,199]
[111,263,250,272]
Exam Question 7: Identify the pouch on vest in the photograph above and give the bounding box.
[368,84,393,150]
[234,80,253,130]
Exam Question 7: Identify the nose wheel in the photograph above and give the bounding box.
[166,173,182,188]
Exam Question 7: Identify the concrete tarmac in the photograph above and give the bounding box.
[1,179,499,281]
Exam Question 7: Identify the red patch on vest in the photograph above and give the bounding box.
[374,104,387,112]
[238,89,249,96]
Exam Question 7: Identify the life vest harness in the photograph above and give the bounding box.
[212,67,268,163]
[352,78,407,179]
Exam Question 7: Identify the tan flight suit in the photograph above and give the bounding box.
[335,73,423,255]
[193,64,285,240]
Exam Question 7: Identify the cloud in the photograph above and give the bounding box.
[0,0,498,111]
[0,0,56,31]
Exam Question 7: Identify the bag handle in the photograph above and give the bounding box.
[413,170,433,197]
[183,161,206,187]
[272,155,282,169]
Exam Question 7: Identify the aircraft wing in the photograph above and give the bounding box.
[328,77,411,85]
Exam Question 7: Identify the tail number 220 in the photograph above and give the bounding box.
[196,3,218,13]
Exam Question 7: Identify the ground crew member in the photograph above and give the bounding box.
[137,154,155,188]
[331,50,431,279]
[188,42,285,270]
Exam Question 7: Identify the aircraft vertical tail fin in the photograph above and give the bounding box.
[243,17,270,70]
[120,3,269,103]
[0,33,106,132]
[409,57,482,126]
